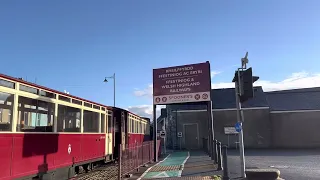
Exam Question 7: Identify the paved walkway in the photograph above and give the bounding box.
[137,151,222,179]
[182,151,221,177]
[138,151,190,179]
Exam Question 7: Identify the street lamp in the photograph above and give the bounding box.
[104,73,116,107]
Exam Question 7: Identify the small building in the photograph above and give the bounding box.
[162,86,320,150]
[266,87,320,148]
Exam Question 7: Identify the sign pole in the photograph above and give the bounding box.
[207,101,214,160]
[153,104,158,162]
[235,75,246,178]
[164,117,167,155]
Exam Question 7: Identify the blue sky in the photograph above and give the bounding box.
[1,0,320,118]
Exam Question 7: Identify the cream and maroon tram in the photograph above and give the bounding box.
[112,108,150,159]
[0,74,114,180]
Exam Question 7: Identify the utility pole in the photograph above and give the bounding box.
[235,75,246,178]
[232,52,259,178]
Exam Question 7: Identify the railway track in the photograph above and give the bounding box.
[73,163,119,180]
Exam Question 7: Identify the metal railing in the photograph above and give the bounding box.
[202,138,230,180]
[119,140,161,178]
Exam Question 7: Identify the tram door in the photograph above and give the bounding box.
[121,112,126,150]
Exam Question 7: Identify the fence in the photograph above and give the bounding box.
[120,140,161,177]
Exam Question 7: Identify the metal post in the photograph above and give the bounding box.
[235,76,246,178]
[118,144,122,180]
[153,104,158,162]
[206,61,215,160]
[207,101,214,160]
[222,146,230,180]
[207,103,212,158]
[113,73,116,107]
[163,117,167,155]
[227,135,230,148]
[213,139,218,163]
[217,142,222,170]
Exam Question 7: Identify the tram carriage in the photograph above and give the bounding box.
[0,73,150,180]
[112,108,150,159]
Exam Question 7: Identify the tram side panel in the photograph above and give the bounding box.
[0,134,14,180]
[6,133,106,180]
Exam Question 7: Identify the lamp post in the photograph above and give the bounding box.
[104,73,116,107]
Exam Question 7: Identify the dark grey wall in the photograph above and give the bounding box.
[270,111,320,148]
[176,111,209,149]
[213,108,272,148]
[166,108,320,150]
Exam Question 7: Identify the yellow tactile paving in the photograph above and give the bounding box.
[148,165,182,172]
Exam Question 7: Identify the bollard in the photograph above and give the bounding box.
[222,145,230,180]
[217,142,223,171]
[213,140,217,163]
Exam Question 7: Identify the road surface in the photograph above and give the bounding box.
[228,149,320,180]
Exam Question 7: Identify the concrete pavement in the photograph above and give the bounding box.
[227,149,320,180]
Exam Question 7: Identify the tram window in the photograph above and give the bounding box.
[17,96,54,132]
[39,90,55,98]
[72,99,82,105]
[59,95,70,102]
[0,79,15,89]
[142,124,144,134]
[57,105,81,132]
[83,110,99,133]
[127,118,129,133]
[101,114,106,133]
[84,102,92,108]
[20,85,38,94]
[131,119,134,133]
[137,121,139,133]
[93,105,100,110]
[0,92,13,131]
[133,120,135,133]
[107,114,112,133]
[135,121,138,133]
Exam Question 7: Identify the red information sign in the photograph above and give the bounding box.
[153,62,211,105]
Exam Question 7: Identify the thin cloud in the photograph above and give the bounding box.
[211,71,320,92]
[211,71,222,78]
[133,84,153,97]
[127,104,165,121]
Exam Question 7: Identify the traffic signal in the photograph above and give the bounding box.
[232,67,259,103]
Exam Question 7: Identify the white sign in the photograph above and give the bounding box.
[224,127,239,135]
[68,144,72,154]
[177,132,182,138]
[160,131,166,138]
